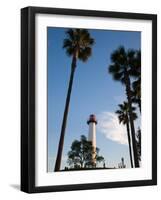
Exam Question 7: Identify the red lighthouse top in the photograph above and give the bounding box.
[87,114,97,124]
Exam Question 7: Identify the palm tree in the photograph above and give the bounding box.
[116,102,137,168]
[108,46,139,167]
[54,29,94,171]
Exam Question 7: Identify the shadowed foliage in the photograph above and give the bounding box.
[131,50,141,112]
[67,135,104,169]
[108,46,140,167]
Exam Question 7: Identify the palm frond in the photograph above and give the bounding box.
[113,72,123,81]
[108,64,120,74]
[115,110,122,115]
[111,46,127,65]
[116,101,137,126]
[66,29,75,40]
[63,39,73,49]
[65,47,75,57]
[78,47,92,62]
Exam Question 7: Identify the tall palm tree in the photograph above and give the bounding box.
[108,46,139,167]
[54,29,94,171]
[116,102,137,168]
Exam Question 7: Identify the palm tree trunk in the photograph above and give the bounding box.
[126,120,133,168]
[138,99,141,113]
[54,56,77,171]
[125,73,139,168]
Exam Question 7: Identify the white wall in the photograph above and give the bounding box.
[0,0,160,199]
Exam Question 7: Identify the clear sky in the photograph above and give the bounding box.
[47,27,141,172]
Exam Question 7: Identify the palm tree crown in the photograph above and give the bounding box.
[63,29,94,63]
[116,102,137,125]
[109,46,139,83]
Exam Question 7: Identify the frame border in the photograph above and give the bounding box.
[21,6,157,193]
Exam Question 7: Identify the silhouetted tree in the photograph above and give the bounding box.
[108,46,140,167]
[55,29,94,171]
[67,135,104,169]
[116,102,137,168]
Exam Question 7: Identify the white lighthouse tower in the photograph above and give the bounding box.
[87,114,97,166]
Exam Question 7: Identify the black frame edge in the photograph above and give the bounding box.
[21,7,30,193]
[32,180,154,193]
[21,7,35,193]
[152,14,157,185]
[23,6,156,20]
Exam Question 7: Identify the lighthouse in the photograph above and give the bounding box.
[87,114,97,166]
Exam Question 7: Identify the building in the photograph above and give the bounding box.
[118,157,126,168]
[87,114,97,166]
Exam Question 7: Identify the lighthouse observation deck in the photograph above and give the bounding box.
[87,114,97,124]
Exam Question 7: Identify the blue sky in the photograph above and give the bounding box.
[47,27,141,172]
